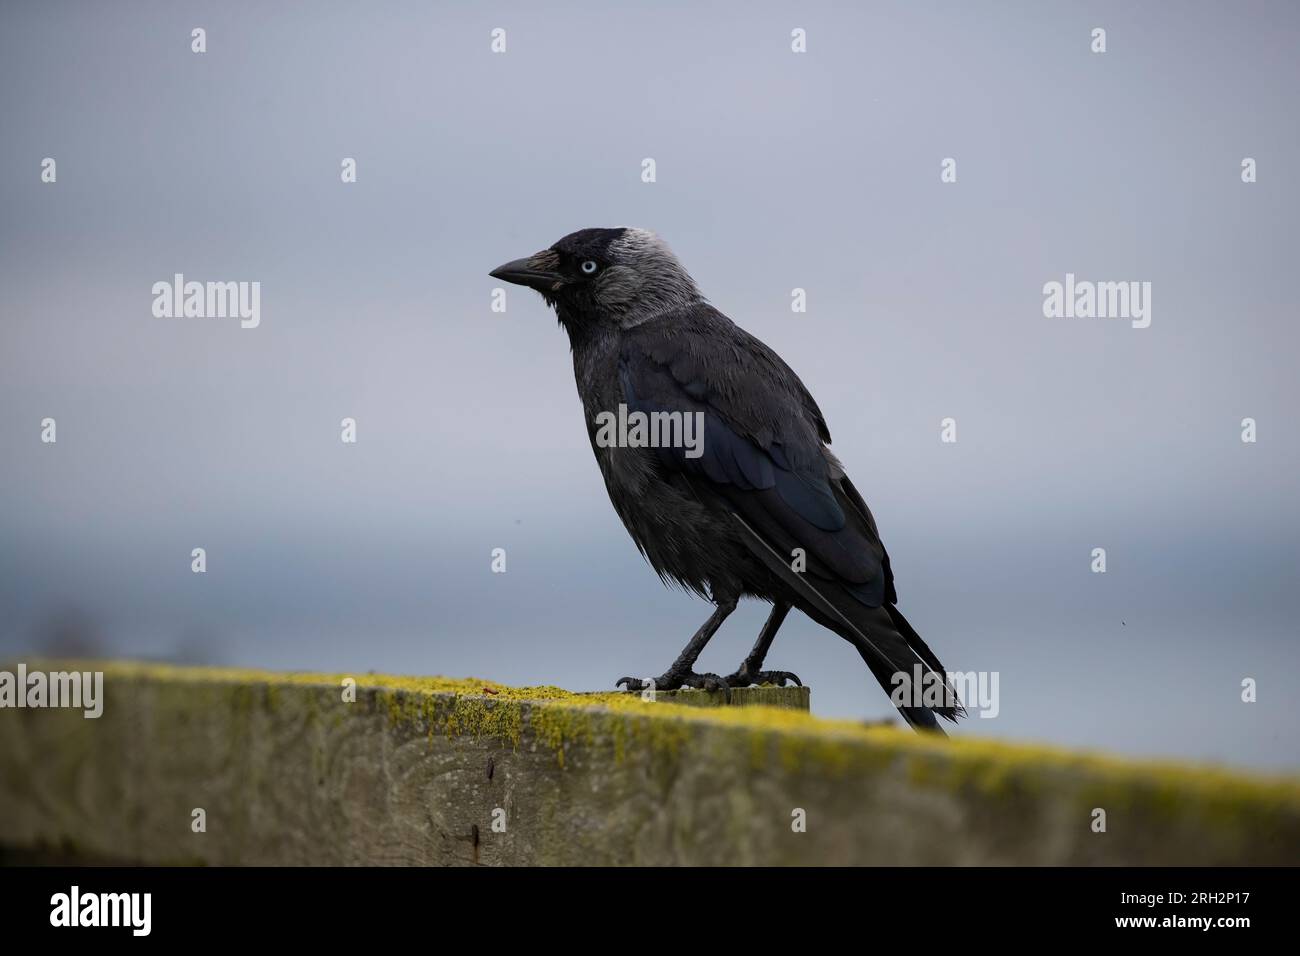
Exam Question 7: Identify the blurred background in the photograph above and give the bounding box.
[1,1,1296,769]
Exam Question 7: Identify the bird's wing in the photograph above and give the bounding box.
[620,307,926,647]
[618,306,884,592]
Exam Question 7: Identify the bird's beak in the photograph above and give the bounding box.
[489,250,564,293]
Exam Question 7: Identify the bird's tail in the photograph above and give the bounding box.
[727,508,962,732]
[848,605,963,733]
[811,599,962,733]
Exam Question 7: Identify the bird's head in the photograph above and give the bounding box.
[490,227,701,329]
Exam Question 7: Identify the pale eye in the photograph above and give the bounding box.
[580,260,599,275]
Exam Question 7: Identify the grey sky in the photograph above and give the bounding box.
[2,1,1297,769]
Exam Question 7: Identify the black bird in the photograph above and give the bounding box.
[491,228,961,731]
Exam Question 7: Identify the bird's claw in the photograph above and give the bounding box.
[615,671,732,701]
[724,668,802,688]
[681,672,730,697]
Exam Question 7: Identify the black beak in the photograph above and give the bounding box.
[489,255,563,293]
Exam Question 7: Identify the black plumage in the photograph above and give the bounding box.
[491,227,961,731]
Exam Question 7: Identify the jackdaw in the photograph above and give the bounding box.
[491,228,961,731]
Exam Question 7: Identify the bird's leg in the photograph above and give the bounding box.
[617,596,737,695]
[724,600,801,687]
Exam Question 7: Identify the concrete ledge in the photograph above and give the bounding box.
[1,660,1297,865]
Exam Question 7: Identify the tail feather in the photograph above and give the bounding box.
[728,508,961,731]
[833,603,963,731]
[886,604,949,688]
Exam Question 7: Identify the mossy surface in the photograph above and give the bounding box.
[4,657,1299,865]
[19,658,1300,824]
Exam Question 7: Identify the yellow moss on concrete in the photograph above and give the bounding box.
[29,658,1300,824]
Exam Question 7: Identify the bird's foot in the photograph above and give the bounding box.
[616,670,731,698]
[723,666,802,688]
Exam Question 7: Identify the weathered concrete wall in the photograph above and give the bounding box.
[1,661,1297,865]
